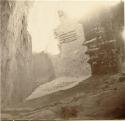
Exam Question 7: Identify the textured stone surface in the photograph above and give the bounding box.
[82,2,124,74]
[51,18,91,77]
[3,74,124,120]
[1,1,125,120]
[1,0,33,107]
[1,0,56,109]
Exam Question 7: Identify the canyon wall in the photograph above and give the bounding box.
[32,52,55,86]
[1,0,33,107]
[82,2,124,74]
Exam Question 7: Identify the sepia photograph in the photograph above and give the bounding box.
[0,0,125,120]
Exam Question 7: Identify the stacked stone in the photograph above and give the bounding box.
[83,2,124,75]
[52,11,91,77]
[83,33,118,74]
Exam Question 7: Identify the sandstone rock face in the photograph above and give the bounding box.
[1,0,32,107]
[51,13,91,77]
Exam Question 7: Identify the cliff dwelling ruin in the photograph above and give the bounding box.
[1,0,125,120]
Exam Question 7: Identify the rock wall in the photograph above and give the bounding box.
[51,14,91,77]
[82,2,124,74]
[1,0,33,107]
[32,52,55,86]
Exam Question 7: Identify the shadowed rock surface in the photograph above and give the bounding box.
[31,52,55,87]
[2,74,125,119]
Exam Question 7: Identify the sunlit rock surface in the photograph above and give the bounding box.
[51,11,91,77]
[26,75,90,100]
[1,0,33,107]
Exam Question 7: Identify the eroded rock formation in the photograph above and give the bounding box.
[82,2,124,74]
[51,11,91,77]
[1,0,33,107]
[1,1,125,120]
